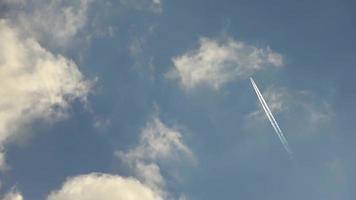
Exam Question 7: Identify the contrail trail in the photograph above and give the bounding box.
[250,78,293,158]
[250,79,290,151]
[250,77,293,158]
[250,80,286,145]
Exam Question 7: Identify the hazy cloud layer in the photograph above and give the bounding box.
[168,37,283,90]
[47,173,163,200]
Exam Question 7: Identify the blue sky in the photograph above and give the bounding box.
[0,0,355,199]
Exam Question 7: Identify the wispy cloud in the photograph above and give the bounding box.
[116,112,195,198]
[167,37,283,91]
[128,24,157,79]
[4,0,92,47]
[47,112,194,200]
[119,0,163,13]
[248,85,333,135]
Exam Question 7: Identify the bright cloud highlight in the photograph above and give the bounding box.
[169,37,283,90]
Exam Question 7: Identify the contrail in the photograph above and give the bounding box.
[251,80,286,147]
[250,79,290,151]
[250,77,293,158]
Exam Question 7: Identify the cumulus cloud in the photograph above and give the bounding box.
[1,189,23,200]
[168,37,283,90]
[248,85,333,134]
[49,115,193,200]
[0,20,90,169]
[117,114,195,196]
[0,0,92,174]
[47,173,163,200]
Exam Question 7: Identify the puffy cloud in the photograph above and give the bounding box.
[1,189,23,200]
[46,173,163,200]
[117,114,195,196]
[50,114,193,200]
[0,20,90,169]
[168,37,283,90]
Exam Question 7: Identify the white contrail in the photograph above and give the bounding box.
[250,79,285,143]
[250,77,293,158]
[250,79,290,152]
[250,78,293,157]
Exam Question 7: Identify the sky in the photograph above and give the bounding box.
[0,0,355,199]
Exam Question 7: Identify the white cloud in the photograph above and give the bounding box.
[248,85,333,134]
[119,117,194,162]
[47,173,163,200]
[6,0,91,47]
[153,0,161,5]
[168,37,283,90]
[119,0,163,13]
[117,114,195,196]
[1,189,23,200]
[49,114,193,200]
[135,161,165,190]
[0,19,90,169]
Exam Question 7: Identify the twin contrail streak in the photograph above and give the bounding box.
[250,77,293,158]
